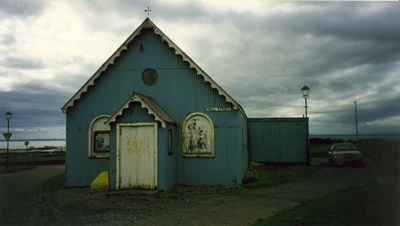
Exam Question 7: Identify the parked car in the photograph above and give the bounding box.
[328,143,363,166]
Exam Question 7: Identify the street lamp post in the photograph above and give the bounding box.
[301,85,311,165]
[4,111,13,168]
[301,85,310,118]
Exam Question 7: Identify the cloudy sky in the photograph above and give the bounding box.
[0,0,399,140]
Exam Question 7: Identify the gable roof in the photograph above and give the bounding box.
[61,18,245,116]
[107,92,175,128]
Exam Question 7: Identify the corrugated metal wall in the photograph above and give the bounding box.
[66,29,247,188]
[157,125,179,190]
[248,118,309,163]
[241,115,249,174]
[65,118,110,187]
[179,114,245,186]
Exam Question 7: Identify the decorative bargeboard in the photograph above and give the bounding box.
[182,112,214,157]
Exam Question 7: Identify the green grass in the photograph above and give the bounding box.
[310,157,329,166]
[309,144,331,158]
[0,152,65,165]
[244,145,331,188]
[243,165,318,188]
[254,140,400,226]
[0,165,37,174]
[254,184,390,226]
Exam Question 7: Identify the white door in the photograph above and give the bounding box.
[117,123,157,189]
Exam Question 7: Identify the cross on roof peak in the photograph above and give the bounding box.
[145,7,151,18]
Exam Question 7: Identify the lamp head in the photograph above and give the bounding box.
[301,85,310,98]
[5,111,12,120]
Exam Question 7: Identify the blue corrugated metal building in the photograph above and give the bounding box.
[62,19,248,190]
[62,19,309,191]
[248,118,309,164]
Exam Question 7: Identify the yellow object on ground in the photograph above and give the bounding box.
[90,171,109,192]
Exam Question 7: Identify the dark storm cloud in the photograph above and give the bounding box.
[315,95,400,125]
[215,3,400,124]
[290,2,400,43]
[3,57,44,69]
[312,97,400,135]
[217,3,400,75]
[58,72,90,90]
[77,0,210,22]
[72,0,212,36]
[1,1,398,136]
[2,35,16,45]
[360,97,400,123]
[152,1,211,22]
[0,0,46,17]
[0,81,68,129]
[265,3,400,76]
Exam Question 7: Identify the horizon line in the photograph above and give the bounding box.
[1,133,400,142]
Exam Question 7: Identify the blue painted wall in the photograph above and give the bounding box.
[248,118,308,163]
[179,112,246,185]
[65,118,110,187]
[65,28,247,189]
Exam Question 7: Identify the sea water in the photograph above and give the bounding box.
[0,140,65,150]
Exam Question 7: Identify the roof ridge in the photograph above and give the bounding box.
[61,19,245,116]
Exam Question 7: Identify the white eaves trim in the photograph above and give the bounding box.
[106,92,175,128]
[61,18,244,116]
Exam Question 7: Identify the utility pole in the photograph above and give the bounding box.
[354,101,359,147]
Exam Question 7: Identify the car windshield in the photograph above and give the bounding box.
[332,143,356,151]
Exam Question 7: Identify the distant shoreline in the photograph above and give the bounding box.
[1,134,400,142]
[310,134,400,141]
[310,134,400,136]
[0,139,65,142]
[309,134,400,137]
[0,140,66,150]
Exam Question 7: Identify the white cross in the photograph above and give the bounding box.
[145,7,151,18]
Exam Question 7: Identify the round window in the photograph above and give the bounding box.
[142,69,158,85]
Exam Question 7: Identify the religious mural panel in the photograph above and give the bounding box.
[182,113,214,157]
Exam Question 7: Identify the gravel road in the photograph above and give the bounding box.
[1,158,396,225]
[45,166,368,226]
[0,165,65,225]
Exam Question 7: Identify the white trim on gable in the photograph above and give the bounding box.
[107,92,175,128]
[61,18,245,117]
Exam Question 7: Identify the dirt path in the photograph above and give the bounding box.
[0,165,65,225]
[3,141,397,226]
[134,167,365,226]
[45,166,367,225]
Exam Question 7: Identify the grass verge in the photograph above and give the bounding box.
[254,183,394,226]
[309,144,331,158]
[255,186,380,226]
[243,164,319,188]
[254,140,400,226]
[0,152,65,166]
[0,165,37,174]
